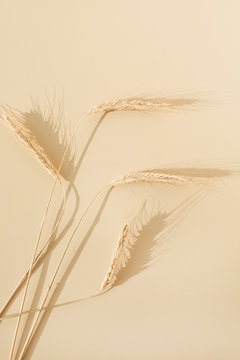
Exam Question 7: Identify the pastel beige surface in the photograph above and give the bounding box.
[1,1,240,359]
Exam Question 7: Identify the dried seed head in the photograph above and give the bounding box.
[88,96,200,114]
[112,171,201,187]
[0,104,60,180]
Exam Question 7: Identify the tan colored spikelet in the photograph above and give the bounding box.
[112,170,202,186]
[101,202,147,291]
[0,104,60,180]
[101,224,130,290]
[88,96,199,114]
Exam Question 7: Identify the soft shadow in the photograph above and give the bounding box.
[23,98,75,181]
[115,187,209,286]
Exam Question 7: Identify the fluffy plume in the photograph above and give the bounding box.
[88,96,199,114]
[112,170,203,186]
[0,104,60,180]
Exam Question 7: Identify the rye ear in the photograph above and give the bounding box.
[112,170,203,186]
[88,95,200,114]
[0,104,60,180]
[101,201,148,291]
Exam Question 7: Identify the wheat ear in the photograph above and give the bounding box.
[101,225,130,290]
[101,202,147,291]
[88,96,199,114]
[112,170,203,186]
[0,104,60,180]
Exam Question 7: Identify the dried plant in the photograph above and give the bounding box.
[0,104,60,180]
[88,95,200,114]
[14,184,110,360]
[0,188,215,321]
[23,96,76,181]
[0,96,77,324]
[5,97,74,360]
[0,168,217,322]
[101,224,130,290]
[2,93,232,360]
[101,202,148,291]
[112,170,204,186]
[12,164,227,359]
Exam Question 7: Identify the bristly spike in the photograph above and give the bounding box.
[101,202,148,291]
[0,103,60,180]
[112,170,204,187]
[88,95,200,114]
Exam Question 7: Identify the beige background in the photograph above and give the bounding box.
[1,1,240,359]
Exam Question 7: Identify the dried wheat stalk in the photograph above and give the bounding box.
[0,104,60,180]
[88,96,199,114]
[8,95,203,357]
[112,170,203,186]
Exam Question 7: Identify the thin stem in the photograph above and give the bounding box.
[0,183,67,319]
[2,111,108,320]
[1,112,106,319]
[18,184,111,360]
[8,115,87,360]
[0,291,102,321]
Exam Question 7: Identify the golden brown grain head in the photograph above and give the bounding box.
[0,103,60,180]
[112,170,203,187]
[101,202,148,291]
[101,224,130,290]
[88,95,201,114]
[23,97,76,181]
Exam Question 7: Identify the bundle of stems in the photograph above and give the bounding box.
[4,94,215,359]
